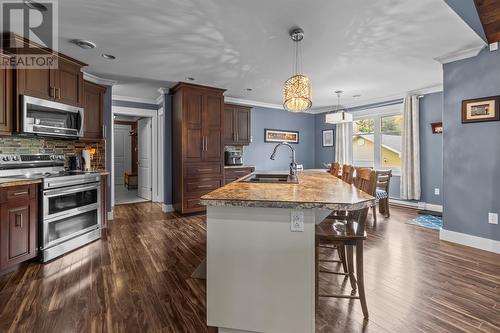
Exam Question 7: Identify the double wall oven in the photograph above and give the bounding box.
[0,154,101,262]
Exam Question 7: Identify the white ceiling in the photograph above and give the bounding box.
[53,0,484,107]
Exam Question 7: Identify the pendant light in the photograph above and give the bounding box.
[283,28,312,112]
[325,90,353,124]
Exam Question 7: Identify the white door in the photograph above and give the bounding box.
[113,124,132,186]
[138,118,152,200]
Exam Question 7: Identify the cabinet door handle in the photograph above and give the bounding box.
[236,132,238,142]
[197,185,213,189]
[233,132,236,142]
[15,214,23,228]
[56,88,61,99]
[197,168,213,172]
[233,170,248,173]
[13,191,28,196]
[50,87,55,98]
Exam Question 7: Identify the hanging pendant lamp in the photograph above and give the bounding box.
[325,90,353,124]
[283,28,312,112]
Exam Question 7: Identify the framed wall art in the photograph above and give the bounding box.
[264,129,299,144]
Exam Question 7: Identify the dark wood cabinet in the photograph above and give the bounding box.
[224,167,255,184]
[17,56,85,107]
[223,104,251,145]
[0,52,13,135]
[0,184,38,271]
[173,83,225,214]
[83,80,105,139]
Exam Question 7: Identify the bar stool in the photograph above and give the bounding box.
[315,168,376,319]
[341,164,355,185]
[330,162,341,178]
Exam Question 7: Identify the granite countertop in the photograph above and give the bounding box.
[224,165,256,169]
[201,170,375,210]
[0,178,42,188]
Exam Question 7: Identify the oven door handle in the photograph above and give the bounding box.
[44,184,100,197]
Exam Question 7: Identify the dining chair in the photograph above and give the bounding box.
[315,168,375,319]
[375,170,392,218]
[341,164,355,184]
[330,162,341,178]
[355,168,378,224]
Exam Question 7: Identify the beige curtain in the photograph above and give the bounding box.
[335,123,351,165]
[400,96,421,200]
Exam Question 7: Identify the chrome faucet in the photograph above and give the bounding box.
[270,142,298,181]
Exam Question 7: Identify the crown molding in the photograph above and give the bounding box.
[112,94,159,105]
[309,84,444,114]
[82,72,117,86]
[224,97,284,110]
[434,44,486,64]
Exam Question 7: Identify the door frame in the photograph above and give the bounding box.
[111,106,163,207]
[113,124,133,186]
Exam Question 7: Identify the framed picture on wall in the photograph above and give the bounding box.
[462,96,500,123]
[264,129,299,144]
[322,129,334,147]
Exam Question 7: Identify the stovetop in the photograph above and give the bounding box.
[0,154,100,189]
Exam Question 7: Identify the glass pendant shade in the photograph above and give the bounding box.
[325,110,353,124]
[283,74,312,112]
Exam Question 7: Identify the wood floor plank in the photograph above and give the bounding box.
[0,203,499,333]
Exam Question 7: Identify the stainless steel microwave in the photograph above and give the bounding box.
[21,95,84,138]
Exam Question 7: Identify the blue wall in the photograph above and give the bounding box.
[420,92,443,205]
[243,107,315,170]
[314,113,335,168]
[443,47,500,241]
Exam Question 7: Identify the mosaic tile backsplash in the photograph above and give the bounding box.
[0,136,105,170]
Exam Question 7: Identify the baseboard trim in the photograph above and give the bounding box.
[389,199,442,213]
[389,199,419,209]
[107,211,113,220]
[162,204,174,213]
[440,229,500,254]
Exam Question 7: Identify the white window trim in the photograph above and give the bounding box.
[351,103,403,175]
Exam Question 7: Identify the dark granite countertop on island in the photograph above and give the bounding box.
[201,170,375,210]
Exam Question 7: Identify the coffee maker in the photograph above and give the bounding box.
[225,150,243,166]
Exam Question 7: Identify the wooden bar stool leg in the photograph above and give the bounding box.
[356,240,369,319]
[337,245,348,274]
[372,206,377,225]
[385,198,390,218]
[346,245,357,291]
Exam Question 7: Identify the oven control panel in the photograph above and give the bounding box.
[0,154,65,167]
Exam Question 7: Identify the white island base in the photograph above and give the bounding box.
[207,205,331,333]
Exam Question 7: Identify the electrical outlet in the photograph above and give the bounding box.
[488,213,498,225]
[434,188,440,195]
[290,210,304,232]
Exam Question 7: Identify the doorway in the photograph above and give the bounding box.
[111,105,162,207]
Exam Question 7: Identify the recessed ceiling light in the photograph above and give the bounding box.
[352,94,361,98]
[72,39,97,49]
[185,77,195,81]
[246,88,253,92]
[24,0,47,11]
[102,54,116,60]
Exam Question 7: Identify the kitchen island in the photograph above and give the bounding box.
[201,170,375,333]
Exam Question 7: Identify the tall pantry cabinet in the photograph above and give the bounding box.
[172,83,225,214]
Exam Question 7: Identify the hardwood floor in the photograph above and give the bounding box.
[0,203,499,332]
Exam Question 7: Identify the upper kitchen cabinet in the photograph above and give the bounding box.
[223,103,251,145]
[0,52,13,135]
[17,56,85,107]
[82,80,106,140]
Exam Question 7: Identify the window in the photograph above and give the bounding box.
[351,109,402,173]
[381,114,402,168]
[352,118,375,167]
